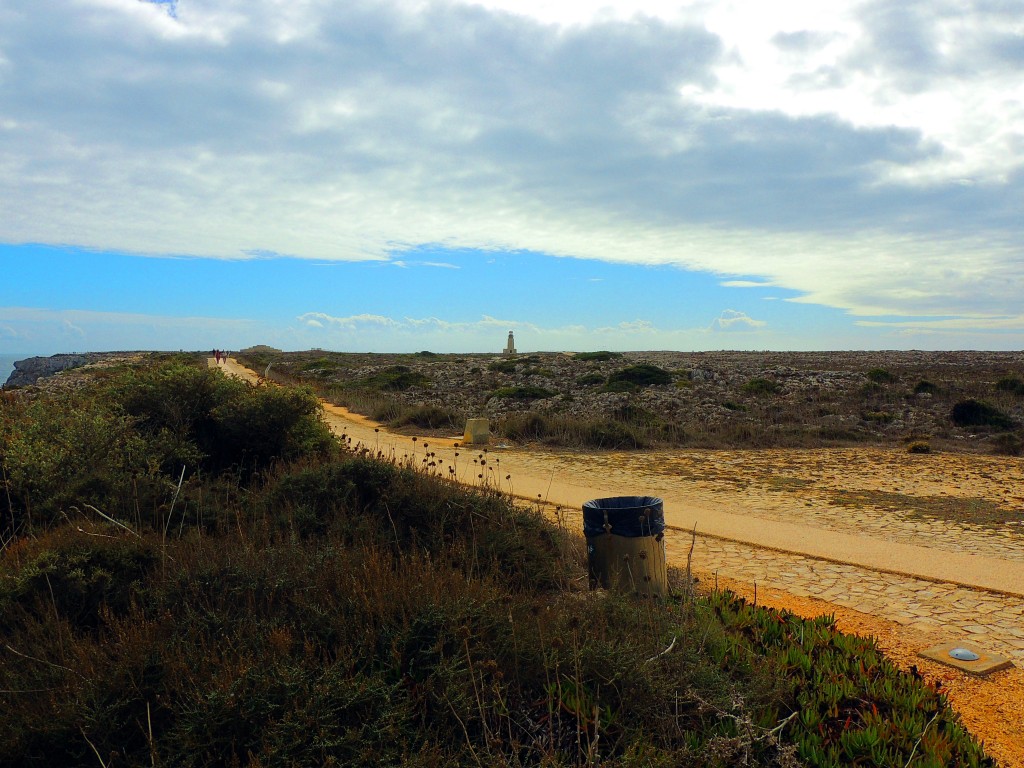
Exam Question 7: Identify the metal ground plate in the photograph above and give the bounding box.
[919,641,1014,676]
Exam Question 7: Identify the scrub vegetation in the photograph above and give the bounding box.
[238,348,1024,454]
[0,355,994,766]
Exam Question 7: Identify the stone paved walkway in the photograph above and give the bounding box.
[684,531,1024,665]
[548,498,1024,665]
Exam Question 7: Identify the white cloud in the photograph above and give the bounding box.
[297,312,401,331]
[709,309,766,331]
[720,280,774,289]
[856,315,1024,332]
[0,0,1022,335]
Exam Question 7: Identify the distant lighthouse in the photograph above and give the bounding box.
[503,331,517,356]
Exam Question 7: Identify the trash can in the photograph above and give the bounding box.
[584,496,667,598]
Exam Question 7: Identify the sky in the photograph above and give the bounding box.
[1,0,1022,355]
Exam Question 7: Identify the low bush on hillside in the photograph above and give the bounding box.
[494,412,649,449]
[991,432,1023,456]
[606,364,673,389]
[362,365,431,391]
[995,376,1024,396]
[490,385,556,401]
[742,377,780,396]
[390,404,459,430]
[575,351,622,362]
[866,367,897,384]
[0,356,334,535]
[950,399,1017,429]
[913,380,939,395]
[488,359,519,373]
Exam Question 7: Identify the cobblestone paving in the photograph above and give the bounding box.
[551,501,1024,665]
[683,532,1024,665]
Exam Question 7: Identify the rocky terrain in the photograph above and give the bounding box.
[3,352,144,388]
[239,347,1024,454]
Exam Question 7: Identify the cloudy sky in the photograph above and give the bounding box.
[2,0,1022,354]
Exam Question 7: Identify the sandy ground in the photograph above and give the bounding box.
[218,357,1024,766]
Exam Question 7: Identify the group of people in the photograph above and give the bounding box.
[212,349,228,364]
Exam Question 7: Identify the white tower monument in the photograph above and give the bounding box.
[503,331,517,356]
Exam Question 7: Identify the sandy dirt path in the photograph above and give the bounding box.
[215,357,1024,766]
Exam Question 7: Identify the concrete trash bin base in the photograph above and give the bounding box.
[584,496,667,598]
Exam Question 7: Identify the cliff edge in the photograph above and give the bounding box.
[4,353,139,388]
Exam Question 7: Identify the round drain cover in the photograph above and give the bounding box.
[949,648,981,662]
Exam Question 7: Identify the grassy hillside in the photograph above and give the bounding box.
[0,356,994,766]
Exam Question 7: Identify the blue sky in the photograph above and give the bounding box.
[2,0,1023,354]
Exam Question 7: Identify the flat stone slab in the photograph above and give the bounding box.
[919,641,1014,676]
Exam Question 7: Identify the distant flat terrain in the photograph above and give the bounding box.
[244,348,1024,454]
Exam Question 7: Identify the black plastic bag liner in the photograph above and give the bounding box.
[583,496,664,538]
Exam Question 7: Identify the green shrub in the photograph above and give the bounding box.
[575,351,622,362]
[992,432,1023,456]
[578,419,645,448]
[577,372,605,386]
[488,359,518,373]
[0,358,337,535]
[995,376,1024,396]
[613,404,658,425]
[741,377,780,396]
[369,398,408,423]
[906,441,931,454]
[390,404,458,430]
[111,358,242,472]
[607,364,673,388]
[950,399,1016,429]
[866,368,897,384]
[863,411,894,424]
[490,385,555,400]
[498,412,552,441]
[0,527,156,632]
[210,385,336,477]
[602,379,638,393]
[816,426,867,442]
[913,380,939,395]
[300,356,341,372]
[363,365,430,391]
